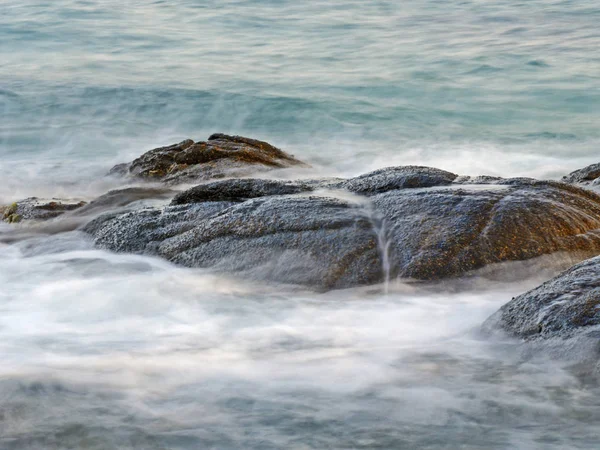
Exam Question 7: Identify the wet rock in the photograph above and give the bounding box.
[454,175,504,185]
[482,256,600,369]
[372,179,600,280]
[484,256,600,342]
[338,166,458,194]
[1,198,87,223]
[85,167,600,289]
[563,163,600,185]
[0,188,179,246]
[75,187,177,216]
[170,179,316,205]
[109,134,308,184]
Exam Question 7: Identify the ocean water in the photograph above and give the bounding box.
[2,1,600,448]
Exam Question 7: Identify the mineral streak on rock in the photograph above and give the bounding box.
[108,134,308,184]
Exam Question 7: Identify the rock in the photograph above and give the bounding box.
[338,166,458,194]
[74,187,177,216]
[1,198,87,223]
[373,178,600,280]
[484,256,600,342]
[109,134,308,184]
[84,167,600,289]
[0,188,179,247]
[482,256,600,368]
[563,163,600,185]
[454,175,504,185]
[170,179,316,205]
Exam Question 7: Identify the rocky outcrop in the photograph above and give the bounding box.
[1,198,87,223]
[563,163,600,185]
[109,133,308,184]
[84,166,600,289]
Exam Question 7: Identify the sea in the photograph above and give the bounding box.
[1,1,600,448]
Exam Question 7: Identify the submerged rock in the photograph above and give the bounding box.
[1,198,87,223]
[109,133,308,184]
[84,166,600,289]
[563,163,600,185]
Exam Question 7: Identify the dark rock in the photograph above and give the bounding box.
[109,134,308,184]
[563,163,600,185]
[1,198,87,223]
[84,167,600,289]
[170,179,316,205]
[0,188,179,246]
[482,256,600,368]
[75,187,177,216]
[454,175,504,184]
[373,179,600,279]
[484,256,600,342]
[86,195,380,289]
[339,166,457,195]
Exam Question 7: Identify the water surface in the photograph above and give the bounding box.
[1,1,600,448]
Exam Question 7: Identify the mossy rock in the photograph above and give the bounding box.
[6,213,21,223]
[2,198,86,223]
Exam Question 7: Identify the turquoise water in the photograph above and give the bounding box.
[2,0,600,193]
[2,1,600,449]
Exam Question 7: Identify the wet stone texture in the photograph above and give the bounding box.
[484,256,600,341]
[1,198,87,223]
[108,133,308,184]
[563,162,600,185]
[85,166,600,289]
[483,255,600,367]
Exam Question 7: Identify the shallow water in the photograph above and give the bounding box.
[2,236,600,449]
[2,0,600,448]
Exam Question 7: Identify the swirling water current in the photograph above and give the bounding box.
[1,1,600,448]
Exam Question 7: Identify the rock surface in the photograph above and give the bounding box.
[74,187,177,216]
[109,133,308,184]
[1,198,87,223]
[0,188,183,246]
[482,256,600,367]
[563,163,600,185]
[84,166,600,289]
[484,256,600,342]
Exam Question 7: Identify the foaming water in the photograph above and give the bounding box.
[2,0,600,199]
[2,234,600,449]
[3,0,600,447]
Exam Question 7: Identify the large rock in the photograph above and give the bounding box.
[563,163,600,185]
[109,133,308,184]
[84,166,600,289]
